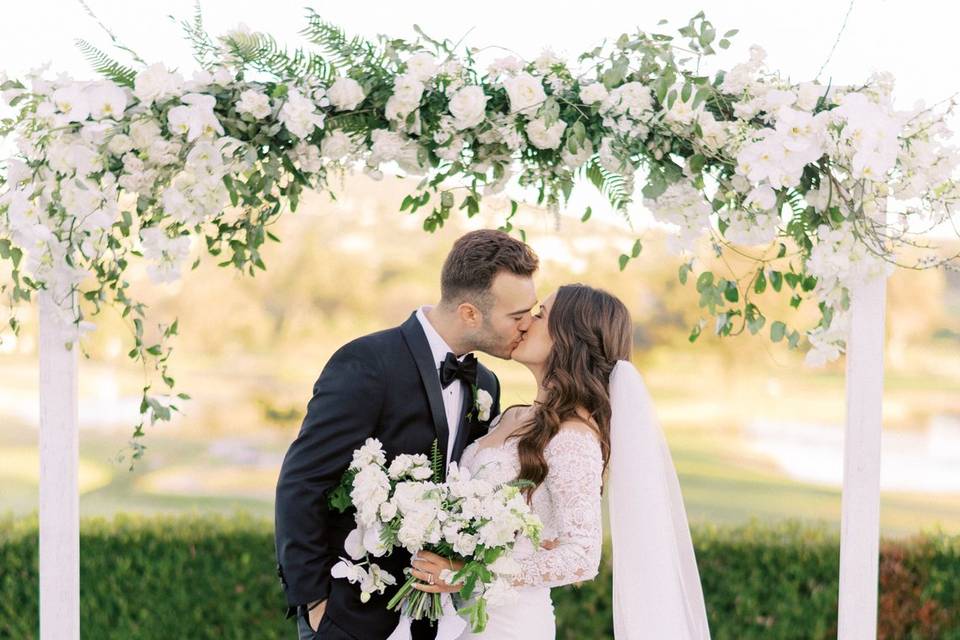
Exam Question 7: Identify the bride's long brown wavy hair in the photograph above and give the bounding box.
[509,284,632,497]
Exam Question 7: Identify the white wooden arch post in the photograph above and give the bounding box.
[38,282,80,640]
[838,269,888,634]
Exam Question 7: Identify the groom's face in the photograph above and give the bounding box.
[469,272,538,359]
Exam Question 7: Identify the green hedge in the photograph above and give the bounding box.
[1,514,958,639]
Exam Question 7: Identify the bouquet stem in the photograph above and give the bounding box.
[387,575,442,624]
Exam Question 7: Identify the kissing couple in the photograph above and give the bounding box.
[275,229,710,639]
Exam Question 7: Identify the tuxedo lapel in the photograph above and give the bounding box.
[399,312,450,460]
[451,381,475,463]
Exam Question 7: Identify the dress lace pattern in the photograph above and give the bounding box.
[458,412,604,588]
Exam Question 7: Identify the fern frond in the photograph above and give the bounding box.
[74,39,138,87]
[430,438,443,482]
[222,31,332,81]
[583,157,633,213]
[301,9,387,72]
[179,1,219,69]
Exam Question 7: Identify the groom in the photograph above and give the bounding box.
[275,229,540,640]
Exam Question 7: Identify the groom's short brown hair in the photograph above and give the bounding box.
[440,230,538,310]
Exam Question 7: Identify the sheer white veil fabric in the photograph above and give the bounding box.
[608,360,711,639]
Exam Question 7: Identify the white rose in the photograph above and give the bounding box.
[579,82,609,105]
[278,88,325,139]
[327,76,365,111]
[405,52,438,82]
[392,74,425,106]
[502,72,546,114]
[134,63,183,106]
[448,85,488,130]
[236,89,272,119]
[320,129,354,161]
[385,94,417,122]
[525,117,567,150]
[129,119,162,149]
[107,134,133,156]
[475,389,494,422]
[609,82,653,118]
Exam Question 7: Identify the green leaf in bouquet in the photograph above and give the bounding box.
[327,467,357,512]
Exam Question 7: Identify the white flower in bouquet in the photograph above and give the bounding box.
[579,82,609,105]
[107,133,133,157]
[278,88,325,139]
[405,52,439,82]
[288,141,324,173]
[51,84,91,123]
[139,227,191,284]
[129,118,162,149]
[327,76,366,111]
[386,74,425,121]
[235,89,272,119]
[745,183,777,210]
[562,139,594,169]
[167,93,224,141]
[448,85,488,130]
[525,117,566,150]
[85,81,128,120]
[320,129,355,162]
[331,558,397,603]
[351,465,391,527]
[607,82,653,118]
[134,63,184,106]
[486,56,523,77]
[351,437,388,469]
[502,72,546,114]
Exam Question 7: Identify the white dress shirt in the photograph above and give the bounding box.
[416,305,467,464]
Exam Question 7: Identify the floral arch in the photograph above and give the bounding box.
[1,7,958,639]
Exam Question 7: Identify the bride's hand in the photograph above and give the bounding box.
[541,538,558,549]
[410,550,464,594]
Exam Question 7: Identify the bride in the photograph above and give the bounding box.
[409,284,711,639]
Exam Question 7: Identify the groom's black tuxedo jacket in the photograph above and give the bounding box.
[275,312,501,639]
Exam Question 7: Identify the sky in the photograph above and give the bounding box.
[0,0,958,231]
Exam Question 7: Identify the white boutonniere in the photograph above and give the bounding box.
[471,386,493,422]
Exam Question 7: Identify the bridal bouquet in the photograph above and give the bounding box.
[328,438,543,633]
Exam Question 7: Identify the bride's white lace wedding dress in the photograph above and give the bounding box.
[454,410,604,640]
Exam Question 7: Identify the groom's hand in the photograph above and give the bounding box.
[307,599,326,632]
[410,551,464,594]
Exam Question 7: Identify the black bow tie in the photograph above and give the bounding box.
[439,352,478,389]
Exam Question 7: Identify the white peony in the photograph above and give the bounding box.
[236,89,272,119]
[502,72,546,114]
[448,85,488,130]
[327,76,365,111]
[525,117,567,150]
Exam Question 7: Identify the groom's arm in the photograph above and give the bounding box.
[274,338,385,615]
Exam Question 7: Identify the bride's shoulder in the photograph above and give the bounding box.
[552,418,601,447]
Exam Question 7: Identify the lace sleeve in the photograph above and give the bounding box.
[515,429,604,588]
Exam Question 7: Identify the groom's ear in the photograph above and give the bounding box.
[456,302,482,327]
